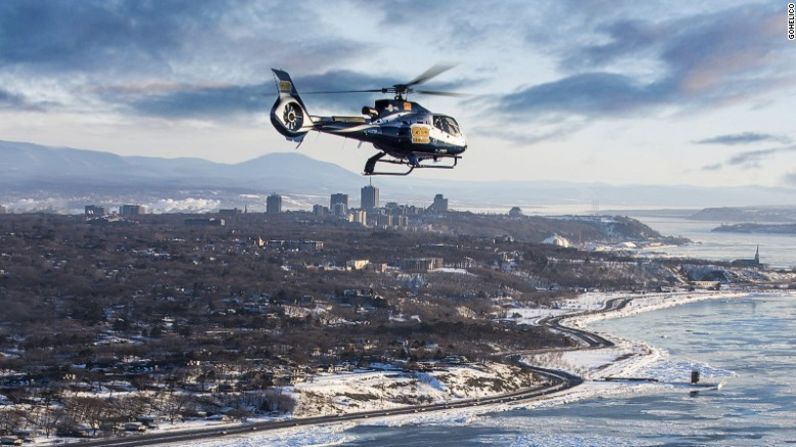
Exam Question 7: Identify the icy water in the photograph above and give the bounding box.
[631,216,796,269]
[329,294,796,446]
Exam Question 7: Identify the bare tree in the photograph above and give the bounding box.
[65,397,110,437]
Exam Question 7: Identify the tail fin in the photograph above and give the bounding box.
[270,69,313,142]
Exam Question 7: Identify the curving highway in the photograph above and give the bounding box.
[76,298,629,446]
[540,297,630,349]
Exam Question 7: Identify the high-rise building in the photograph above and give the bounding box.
[266,194,282,214]
[429,194,448,213]
[0,205,6,214]
[376,214,393,228]
[330,193,348,209]
[331,203,347,218]
[361,185,379,211]
[313,204,330,217]
[330,193,348,217]
[348,209,367,226]
[85,205,105,217]
[119,204,144,216]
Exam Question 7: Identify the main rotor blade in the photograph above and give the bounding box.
[302,89,383,94]
[414,90,470,97]
[406,64,456,87]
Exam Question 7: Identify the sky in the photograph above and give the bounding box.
[0,0,794,187]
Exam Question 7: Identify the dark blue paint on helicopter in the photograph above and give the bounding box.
[269,66,467,176]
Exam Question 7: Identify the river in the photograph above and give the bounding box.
[630,215,796,269]
[321,294,796,446]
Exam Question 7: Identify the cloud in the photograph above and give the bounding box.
[702,145,796,170]
[0,88,53,111]
[6,197,73,213]
[497,73,670,118]
[488,3,790,142]
[694,132,791,146]
[727,145,796,168]
[700,163,723,171]
[105,69,473,119]
[148,198,221,213]
[0,0,372,104]
[559,19,660,70]
[471,117,587,145]
[118,83,270,119]
[1,0,791,156]
[0,88,32,109]
[0,0,194,75]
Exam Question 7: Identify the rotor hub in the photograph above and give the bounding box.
[282,102,304,131]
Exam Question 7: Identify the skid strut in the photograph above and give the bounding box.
[363,152,460,176]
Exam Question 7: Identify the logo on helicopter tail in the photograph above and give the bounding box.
[411,125,430,144]
[279,80,293,93]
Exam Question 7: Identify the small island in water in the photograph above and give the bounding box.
[713,223,796,235]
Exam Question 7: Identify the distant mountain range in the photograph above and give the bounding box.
[0,140,361,194]
[3,139,796,211]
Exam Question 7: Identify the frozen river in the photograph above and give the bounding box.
[192,293,796,446]
[631,215,796,269]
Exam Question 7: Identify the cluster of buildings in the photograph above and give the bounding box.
[266,185,450,229]
[78,184,453,227]
[85,204,146,217]
[264,239,324,251]
[343,256,471,274]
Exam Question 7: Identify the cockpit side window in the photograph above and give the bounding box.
[445,117,461,136]
[434,116,461,136]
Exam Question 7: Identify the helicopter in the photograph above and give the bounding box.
[269,65,467,176]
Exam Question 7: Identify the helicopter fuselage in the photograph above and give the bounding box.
[269,68,466,175]
[311,99,467,161]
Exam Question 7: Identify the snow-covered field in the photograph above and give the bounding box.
[292,362,535,417]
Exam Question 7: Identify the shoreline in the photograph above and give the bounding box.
[517,288,792,410]
[59,288,793,446]
[349,288,790,420]
[368,288,791,428]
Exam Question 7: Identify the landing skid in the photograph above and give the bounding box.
[363,152,460,176]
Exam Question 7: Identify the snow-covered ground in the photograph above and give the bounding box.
[293,362,535,417]
[291,291,745,421]
[72,289,793,446]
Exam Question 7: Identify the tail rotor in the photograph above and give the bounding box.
[270,69,313,142]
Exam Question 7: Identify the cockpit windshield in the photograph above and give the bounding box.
[432,115,461,137]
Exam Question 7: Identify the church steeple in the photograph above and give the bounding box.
[754,245,760,264]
